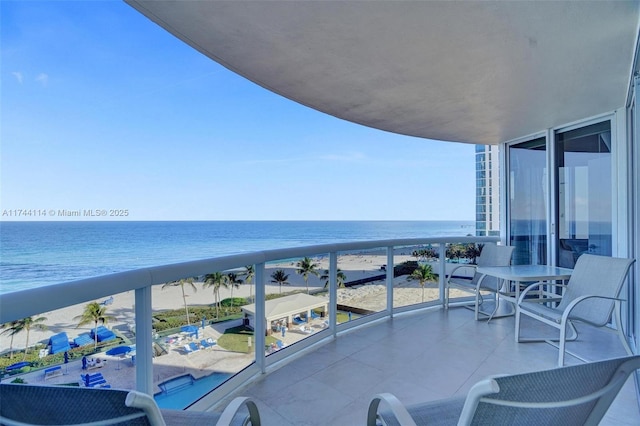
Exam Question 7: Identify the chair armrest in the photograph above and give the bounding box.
[216,397,261,426]
[561,294,626,325]
[446,264,477,283]
[367,393,417,426]
[517,282,568,304]
[125,391,167,426]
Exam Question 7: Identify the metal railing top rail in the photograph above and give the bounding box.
[0,236,499,324]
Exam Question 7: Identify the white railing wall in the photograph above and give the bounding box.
[0,236,499,400]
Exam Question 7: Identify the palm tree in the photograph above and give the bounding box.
[296,257,320,294]
[0,320,21,359]
[8,317,48,360]
[226,272,243,309]
[320,268,347,289]
[243,265,255,302]
[409,263,438,303]
[162,277,198,325]
[465,243,483,264]
[270,269,290,294]
[204,272,227,318]
[75,302,114,350]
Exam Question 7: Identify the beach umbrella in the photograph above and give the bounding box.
[106,345,132,356]
[106,345,132,370]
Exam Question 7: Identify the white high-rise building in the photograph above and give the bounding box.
[475,144,500,236]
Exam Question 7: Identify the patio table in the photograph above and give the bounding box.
[476,265,573,321]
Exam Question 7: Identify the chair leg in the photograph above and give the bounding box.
[614,300,633,356]
[558,320,579,366]
[444,283,449,309]
[559,320,568,366]
[515,306,521,343]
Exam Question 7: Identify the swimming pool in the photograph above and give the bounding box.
[154,372,232,409]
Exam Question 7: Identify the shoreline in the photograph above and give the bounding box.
[0,253,476,354]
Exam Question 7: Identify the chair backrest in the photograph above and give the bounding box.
[461,355,640,426]
[472,244,515,287]
[0,384,158,425]
[557,254,635,326]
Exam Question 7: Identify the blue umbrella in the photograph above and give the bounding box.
[106,345,132,370]
[106,345,132,356]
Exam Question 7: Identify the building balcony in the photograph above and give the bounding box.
[1,236,638,424]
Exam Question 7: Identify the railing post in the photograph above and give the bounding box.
[329,251,338,337]
[439,243,447,305]
[135,285,153,395]
[387,246,394,317]
[255,262,266,373]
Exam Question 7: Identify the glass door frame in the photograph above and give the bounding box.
[504,113,620,268]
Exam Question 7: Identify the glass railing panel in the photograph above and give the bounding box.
[262,255,330,354]
[443,242,488,305]
[151,272,254,409]
[0,291,135,388]
[335,249,388,323]
[391,244,442,308]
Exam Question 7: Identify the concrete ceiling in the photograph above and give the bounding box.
[126,1,639,145]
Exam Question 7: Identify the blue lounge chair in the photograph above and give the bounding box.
[188,342,200,352]
[200,339,213,349]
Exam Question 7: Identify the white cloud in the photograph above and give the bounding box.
[12,72,23,84]
[35,73,49,86]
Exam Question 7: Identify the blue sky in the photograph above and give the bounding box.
[1,1,475,221]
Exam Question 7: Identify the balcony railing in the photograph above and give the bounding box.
[0,236,499,408]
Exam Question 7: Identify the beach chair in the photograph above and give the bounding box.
[201,339,214,349]
[189,341,200,352]
[367,355,640,426]
[444,244,514,320]
[516,254,635,366]
[0,383,261,425]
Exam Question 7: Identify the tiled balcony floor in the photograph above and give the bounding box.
[217,307,640,425]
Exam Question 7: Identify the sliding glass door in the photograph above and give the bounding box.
[555,121,612,268]
[508,137,548,265]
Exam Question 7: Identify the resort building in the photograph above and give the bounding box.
[475,144,501,237]
[3,1,640,424]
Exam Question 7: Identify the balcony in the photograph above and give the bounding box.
[1,237,639,424]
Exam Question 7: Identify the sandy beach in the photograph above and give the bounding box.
[1,253,476,354]
[0,253,477,393]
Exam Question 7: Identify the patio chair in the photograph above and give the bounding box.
[444,243,514,320]
[367,355,640,426]
[515,254,635,366]
[0,383,261,426]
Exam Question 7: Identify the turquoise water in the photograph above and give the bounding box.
[0,220,474,293]
[154,372,232,409]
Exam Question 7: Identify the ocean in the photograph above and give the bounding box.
[0,220,474,294]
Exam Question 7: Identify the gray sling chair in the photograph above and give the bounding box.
[367,355,640,426]
[0,383,261,426]
[444,243,515,320]
[515,254,635,366]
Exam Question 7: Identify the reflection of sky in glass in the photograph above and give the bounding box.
[509,145,547,223]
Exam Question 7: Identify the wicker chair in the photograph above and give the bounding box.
[0,383,261,426]
[367,355,640,426]
[516,254,635,366]
[444,243,514,320]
